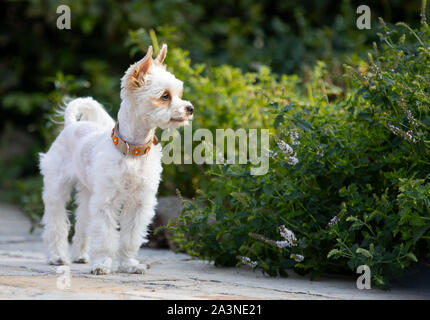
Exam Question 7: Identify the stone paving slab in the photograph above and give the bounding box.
[1,203,429,300]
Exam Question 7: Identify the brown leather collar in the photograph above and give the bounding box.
[111,122,158,156]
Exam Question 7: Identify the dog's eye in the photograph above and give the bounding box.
[161,92,170,101]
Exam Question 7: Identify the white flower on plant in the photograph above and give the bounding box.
[291,254,304,262]
[327,215,340,227]
[404,109,418,127]
[289,130,300,145]
[274,241,292,248]
[277,139,294,155]
[238,255,258,268]
[263,148,278,158]
[250,227,298,248]
[405,130,416,143]
[386,123,417,143]
[279,225,297,247]
[399,99,419,127]
[316,145,324,157]
[287,156,299,166]
[276,138,299,166]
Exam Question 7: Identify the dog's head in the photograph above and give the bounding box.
[120,44,193,129]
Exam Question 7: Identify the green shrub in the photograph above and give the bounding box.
[168,19,430,288]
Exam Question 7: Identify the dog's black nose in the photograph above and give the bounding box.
[186,105,194,115]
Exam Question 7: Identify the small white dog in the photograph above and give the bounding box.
[39,44,193,275]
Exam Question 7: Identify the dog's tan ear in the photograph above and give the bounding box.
[131,46,153,87]
[155,44,167,64]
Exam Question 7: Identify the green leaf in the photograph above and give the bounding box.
[327,249,342,259]
[405,253,418,262]
[356,248,372,258]
[274,114,284,129]
[294,118,312,131]
[282,104,295,112]
[230,192,250,206]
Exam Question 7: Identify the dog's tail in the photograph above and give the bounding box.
[60,97,115,128]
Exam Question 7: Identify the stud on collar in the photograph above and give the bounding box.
[111,122,158,156]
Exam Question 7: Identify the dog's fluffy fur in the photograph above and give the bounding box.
[39,45,193,275]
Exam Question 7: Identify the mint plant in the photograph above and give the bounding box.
[168,18,430,288]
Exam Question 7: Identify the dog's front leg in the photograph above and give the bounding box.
[117,194,157,274]
[88,194,120,275]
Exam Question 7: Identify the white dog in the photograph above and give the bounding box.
[39,44,193,275]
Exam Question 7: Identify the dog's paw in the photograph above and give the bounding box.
[73,257,89,264]
[72,254,89,264]
[90,257,112,275]
[118,258,147,274]
[48,257,69,266]
[123,264,147,274]
[90,266,111,275]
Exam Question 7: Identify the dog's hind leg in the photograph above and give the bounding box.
[71,183,91,264]
[41,167,74,266]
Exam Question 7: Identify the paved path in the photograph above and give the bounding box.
[0,203,429,300]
